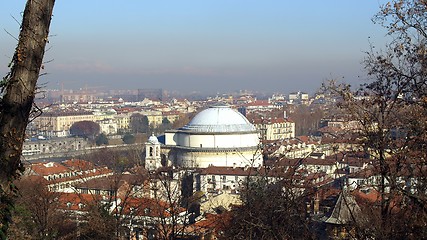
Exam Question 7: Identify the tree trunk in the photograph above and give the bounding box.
[0,0,55,236]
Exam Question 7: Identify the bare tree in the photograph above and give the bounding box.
[147,169,197,240]
[220,169,316,240]
[321,1,427,238]
[287,104,324,136]
[69,121,101,139]
[8,176,74,240]
[0,0,55,236]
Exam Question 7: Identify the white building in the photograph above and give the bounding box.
[252,117,295,140]
[288,91,309,104]
[98,119,118,135]
[164,105,263,168]
[25,159,113,192]
[145,134,162,171]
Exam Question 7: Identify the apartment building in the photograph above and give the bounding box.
[252,117,295,140]
[32,111,97,137]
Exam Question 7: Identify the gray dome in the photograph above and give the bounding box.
[181,105,256,133]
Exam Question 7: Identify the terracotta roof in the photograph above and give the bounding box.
[118,197,177,218]
[74,174,146,191]
[58,192,179,218]
[190,212,233,233]
[27,159,113,184]
[251,118,292,124]
[353,188,381,203]
[30,162,70,176]
[58,192,103,211]
[348,167,377,178]
[48,167,112,185]
[42,111,93,117]
[297,136,320,145]
[62,159,96,171]
[162,110,180,116]
[275,158,301,167]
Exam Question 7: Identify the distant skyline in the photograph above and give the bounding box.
[1,1,389,94]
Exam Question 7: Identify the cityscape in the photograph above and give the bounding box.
[20,87,349,238]
[1,0,427,240]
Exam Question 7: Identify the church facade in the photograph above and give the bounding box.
[157,105,263,169]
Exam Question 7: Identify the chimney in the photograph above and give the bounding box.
[283,110,287,119]
[313,193,320,214]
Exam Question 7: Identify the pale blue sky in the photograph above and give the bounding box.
[0,1,388,94]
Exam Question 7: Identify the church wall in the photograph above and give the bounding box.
[214,134,259,148]
[176,132,259,149]
[165,131,177,146]
[178,150,262,168]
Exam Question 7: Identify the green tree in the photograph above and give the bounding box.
[95,133,109,146]
[154,117,173,134]
[0,0,55,236]
[122,133,136,144]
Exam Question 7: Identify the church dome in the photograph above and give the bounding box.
[181,105,256,133]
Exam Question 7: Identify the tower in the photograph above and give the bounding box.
[145,134,161,171]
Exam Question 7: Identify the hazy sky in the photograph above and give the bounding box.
[0,1,388,94]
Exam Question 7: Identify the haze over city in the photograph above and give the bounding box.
[1,1,388,94]
[2,1,427,239]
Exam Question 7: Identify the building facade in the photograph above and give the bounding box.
[252,117,295,140]
[164,105,263,168]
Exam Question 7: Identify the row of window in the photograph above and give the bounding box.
[207,175,240,182]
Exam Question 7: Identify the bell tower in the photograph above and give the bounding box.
[145,134,161,171]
